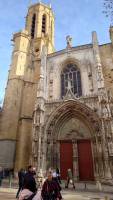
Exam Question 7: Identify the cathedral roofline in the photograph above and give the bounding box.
[47,42,112,58]
[99,42,111,47]
[47,44,93,58]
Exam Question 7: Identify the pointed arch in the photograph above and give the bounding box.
[45,99,101,137]
[41,100,101,177]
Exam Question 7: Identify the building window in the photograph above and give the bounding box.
[42,14,46,34]
[61,63,82,98]
[31,14,36,39]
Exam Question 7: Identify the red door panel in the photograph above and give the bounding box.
[60,142,73,179]
[77,140,94,181]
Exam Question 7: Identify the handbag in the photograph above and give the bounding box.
[33,190,42,200]
[69,179,73,184]
[24,193,36,200]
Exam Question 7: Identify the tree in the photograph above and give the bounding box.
[102,0,113,24]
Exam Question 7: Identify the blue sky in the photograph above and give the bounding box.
[0,0,111,102]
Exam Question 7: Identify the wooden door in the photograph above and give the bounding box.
[60,142,73,179]
[77,140,94,181]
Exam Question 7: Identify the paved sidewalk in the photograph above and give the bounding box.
[62,190,113,200]
[2,180,113,191]
[0,187,113,200]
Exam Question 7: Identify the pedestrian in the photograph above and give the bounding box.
[56,168,61,184]
[65,168,75,189]
[41,170,62,200]
[23,165,37,193]
[52,170,57,182]
[19,189,35,200]
[16,168,25,198]
[19,165,37,200]
[0,167,3,187]
[52,170,61,192]
[32,167,36,176]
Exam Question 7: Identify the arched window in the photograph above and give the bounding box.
[42,14,46,34]
[61,63,82,98]
[31,14,36,39]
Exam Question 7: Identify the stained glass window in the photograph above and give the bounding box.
[61,63,82,98]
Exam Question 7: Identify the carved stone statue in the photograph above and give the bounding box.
[66,35,72,48]
[67,78,72,90]
[108,141,113,156]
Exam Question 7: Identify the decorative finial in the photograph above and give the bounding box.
[66,35,72,48]
[49,3,52,8]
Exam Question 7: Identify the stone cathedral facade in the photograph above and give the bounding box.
[1,2,113,182]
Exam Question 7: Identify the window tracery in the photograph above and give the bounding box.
[61,63,82,98]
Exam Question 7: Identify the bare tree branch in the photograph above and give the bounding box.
[103,0,113,24]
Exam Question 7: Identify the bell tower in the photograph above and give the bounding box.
[0,1,55,171]
[14,2,55,170]
[25,2,55,54]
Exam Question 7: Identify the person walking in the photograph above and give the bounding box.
[65,168,75,189]
[52,170,57,183]
[41,171,62,200]
[52,170,61,193]
[0,167,3,187]
[56,168,61,184]
[16,168,25,198]
[23,165,37,193]
[19,166,37,200]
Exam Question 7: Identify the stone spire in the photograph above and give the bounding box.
[92,31,104,90]
[37,45,47,99]
[92,32,113,181]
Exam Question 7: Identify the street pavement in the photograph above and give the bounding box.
[0,187,113,200]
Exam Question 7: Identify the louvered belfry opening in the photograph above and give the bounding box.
[31,13,36,39]
[42,14,46,34]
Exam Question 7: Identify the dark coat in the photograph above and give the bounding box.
[18,170,25,187]
[41,179,62,200]
[0,170,3,179]
[23,172,37,193]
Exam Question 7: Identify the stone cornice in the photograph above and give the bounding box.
[28,2,54,16]
[47,44,93,58]
[45,94,98,104]
[99,42,111,47]
[47,43,112,59]
[19,116,33,121]
[13,30,29,41]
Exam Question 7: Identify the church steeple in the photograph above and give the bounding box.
[25,2,55,54]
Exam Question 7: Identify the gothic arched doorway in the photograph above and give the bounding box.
[43,100,101,181]
[57,116,94,180]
